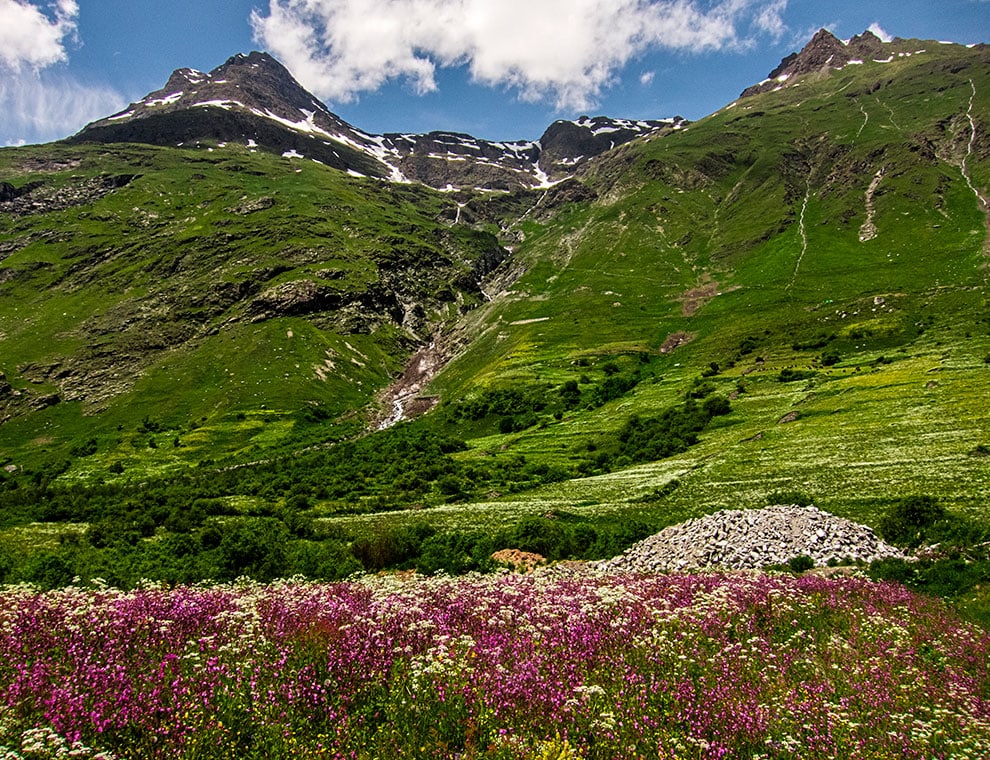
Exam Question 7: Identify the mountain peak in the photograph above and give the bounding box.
[216,51,291,78]
[740,28,938,98]
[70,51,683,192]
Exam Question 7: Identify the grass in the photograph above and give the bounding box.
[0,142,498,473]
[0,43,989,597]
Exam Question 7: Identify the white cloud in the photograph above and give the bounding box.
[251,0,790,111]
[753,0,787,39]
[867,22,892,43]
[0,73,126,146]
[0,1,125,146]
[640,71,656,86]
[0,0,78,71]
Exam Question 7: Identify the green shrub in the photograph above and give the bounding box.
[69,438,98,458]
[778,368,814,382]
[507,516,572,560]
[878,495,946,548]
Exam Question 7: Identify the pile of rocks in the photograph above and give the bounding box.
[599,504,906,573]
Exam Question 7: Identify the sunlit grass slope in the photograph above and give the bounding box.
[0,142,498,471]
[419,43,990,523]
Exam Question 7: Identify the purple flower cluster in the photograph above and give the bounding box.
[0,571,987,758]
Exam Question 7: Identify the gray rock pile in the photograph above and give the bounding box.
[599,504,906,573]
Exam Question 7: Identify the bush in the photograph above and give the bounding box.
[778,368,814,382]
[701,362,720,377]
[870,556,989,599]
[702,395,731,418]
[70,438,98,457]
[788,555,815,573]
[878,495,946,548]
[352,523,435,571]
[417,532,495,575]
[23,553,75,589]
[507,516,572,560]
[218,519,290,580]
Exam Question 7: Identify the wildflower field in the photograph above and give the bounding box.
[1,571,988,759]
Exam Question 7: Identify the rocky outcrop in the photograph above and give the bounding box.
[598,504,905,573]
[0,175,136,216]
[538,116,685,179]
[741,30,927,98]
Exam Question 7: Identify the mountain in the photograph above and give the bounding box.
[71,51,685,191]
[740,28,981,97]
[1,32,989,590]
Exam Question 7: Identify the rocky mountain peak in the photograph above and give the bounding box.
[538,115,685,177]
[740,28,931,98]
[92,50,344,135]
[847,30,886,59]
[70,51,682,192]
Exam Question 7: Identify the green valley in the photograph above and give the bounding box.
[0,35,988,619]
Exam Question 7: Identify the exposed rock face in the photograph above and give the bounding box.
[69,51,683,191]
[385,131,542,191]
[598,504,906,573]
[539,116,685,178]
[741,29,924,98]
[70,52,388,177]
[0,175,136,216]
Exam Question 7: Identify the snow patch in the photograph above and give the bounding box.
[282,149,304,159]
[192,100,242,110]
[145,91,184,107]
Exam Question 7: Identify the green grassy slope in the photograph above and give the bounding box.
[0,42,988,597]
[420,42,990,521]
[0,142,502,473]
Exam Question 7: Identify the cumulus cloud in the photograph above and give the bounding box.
[640,71,656,86]
[867,22,892,43]
[0,73,126,146]
[251,0,790,110]
[0,1,125,146]
[0,0,78,71]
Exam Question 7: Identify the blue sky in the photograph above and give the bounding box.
[1,0,988,146]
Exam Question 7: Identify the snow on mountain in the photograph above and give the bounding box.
[740,29,938,98]
[74,52,683,192]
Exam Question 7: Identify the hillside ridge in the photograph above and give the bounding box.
[740,28,982,97]
[71,51,685,191]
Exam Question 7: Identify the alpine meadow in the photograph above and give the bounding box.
[0,25,989,759]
